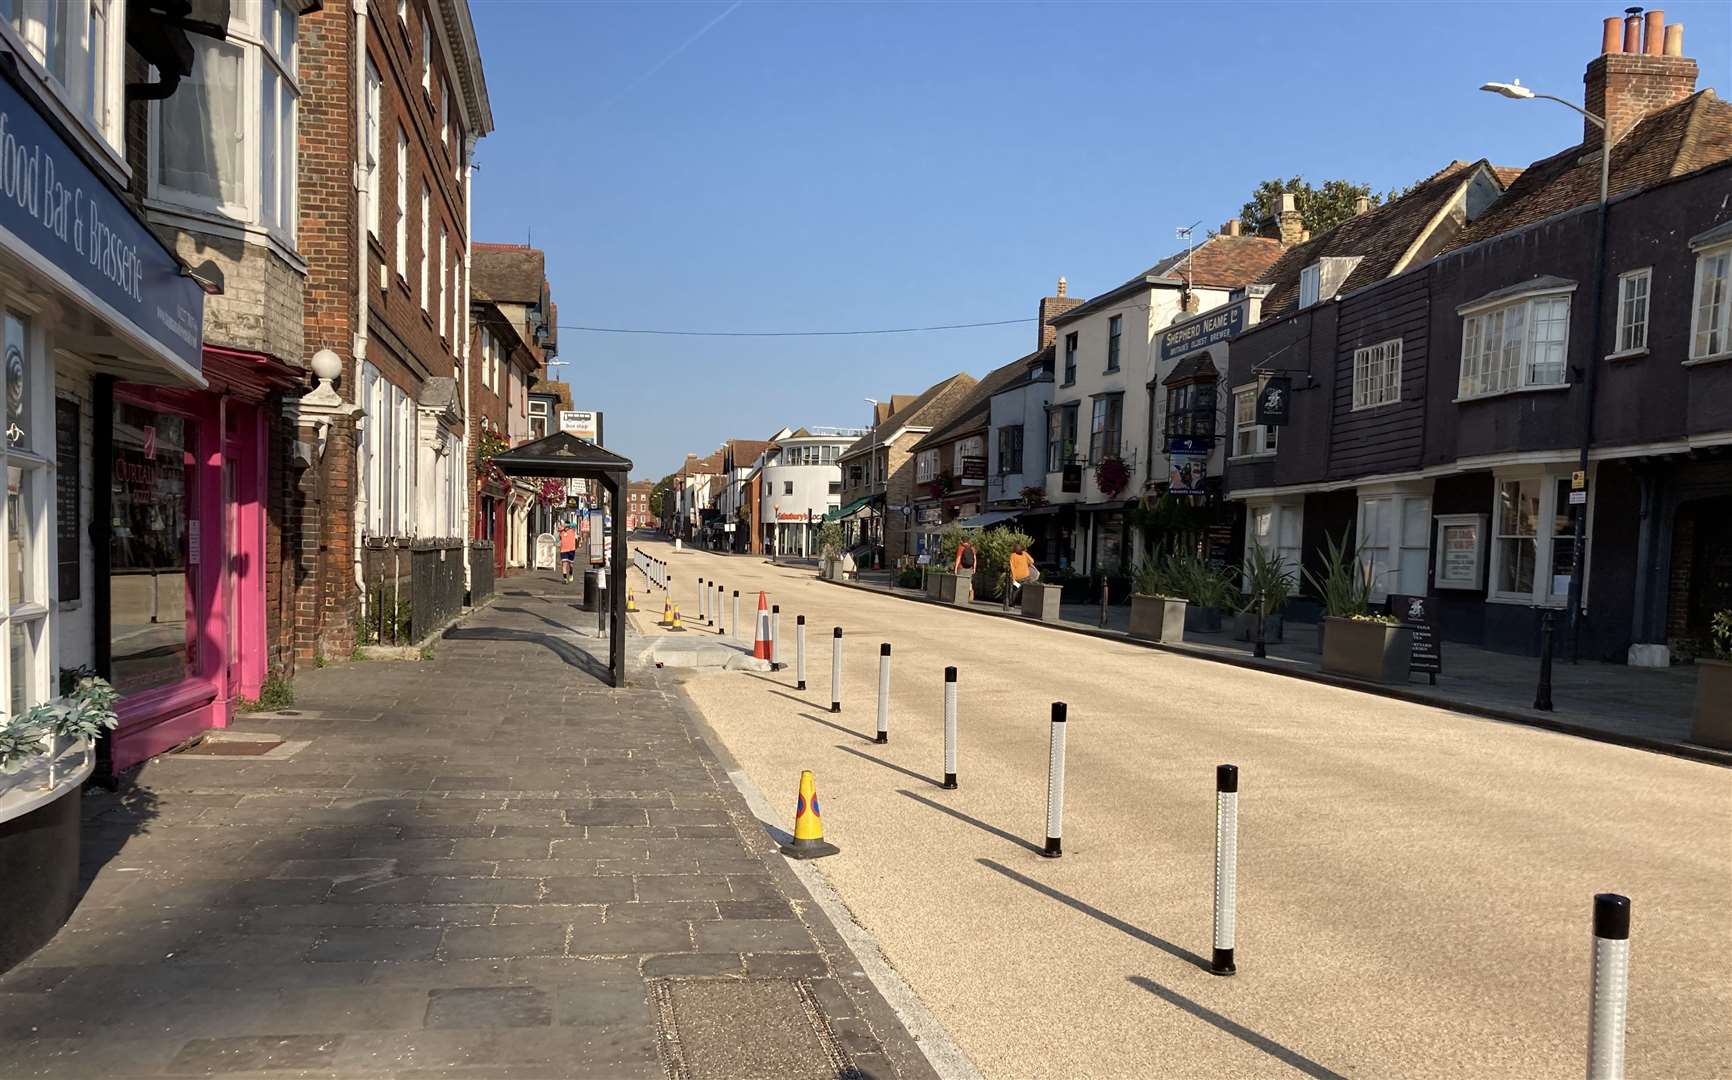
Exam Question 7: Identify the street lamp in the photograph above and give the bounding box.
[1480,79,1610,661]
[863,397,882,568]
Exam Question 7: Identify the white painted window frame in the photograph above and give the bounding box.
[1688,242,1732,362]
[1230,383,1277,459]
[1351,337,1403,411]
[0,296,56,731]
[418,183,430,310]
[1455,289,1573,400]
[1244,498,1302,582]
[1612,267,1650,357]
[0,0,125,162]
[1486,466,1594,608]
[394,127,408,280]
[364,58,382,238]
[1355,485,1432,603]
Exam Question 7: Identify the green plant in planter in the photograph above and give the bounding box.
[1709,610,1732,661]
[1302,530,1389,620]
[1240,542,1296,621]
[0,714,46,774]
[816,520,847,560]
[2,676,121,783]
[1138,545,1235,608]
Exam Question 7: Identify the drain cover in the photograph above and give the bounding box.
[182,737,285,756]
[650,979,853,1080]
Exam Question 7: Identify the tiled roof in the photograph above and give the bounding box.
[472,244,546,304]
[1443,90,1732,254]
[912,348,1053,451]
[1142,234,1286,289]
[726,439,773,468]
[1257,161,1487,319]
[841,374,977,458]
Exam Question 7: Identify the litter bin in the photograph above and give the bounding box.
[583,569,599,610]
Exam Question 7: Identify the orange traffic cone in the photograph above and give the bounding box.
[753,591,772,661]
[668,602,686,632]
[626,591,638,613]
[779,770,839,859]
[658,596,673,627]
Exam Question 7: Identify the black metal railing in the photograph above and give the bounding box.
[469,541,496,606]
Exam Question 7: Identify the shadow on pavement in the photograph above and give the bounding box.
[1126,975,1349,1080]
[441,626,609,683]
[493,605,589,636]
[833,745,942,788]
[797,712,876,744]
[979,858,1210,972]
[897,792,1045,856]
[73,778,161,907]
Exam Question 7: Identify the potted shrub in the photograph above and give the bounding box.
[1304,531,1409,683]
[816,521,846,580]
[1144,545,1234,633]
[1236,542,1296,647]
[1127,559,1188,642]
[1692,611,1732,751]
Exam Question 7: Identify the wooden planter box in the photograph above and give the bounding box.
[1692,659,1732,751]
[1183,605,1224,634]
[1321,617,1412,683]
[1129,594,1187,642]
[1022,583,1064,623]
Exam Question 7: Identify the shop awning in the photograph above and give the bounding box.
[957,510,1018,530]
[826,495,875,521]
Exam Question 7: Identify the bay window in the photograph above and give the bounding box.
[1489,472,1586,606]
[1232,385,1277,457]
[1456,289,1572,399]
[1356,490,1431,602]
[1163,380,1216,440]
[2,309,52,716]
[4,0,123,153]
[1689,242,1731,361]
[152,0,299,244]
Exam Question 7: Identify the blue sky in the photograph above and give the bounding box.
[468,0,1731,481]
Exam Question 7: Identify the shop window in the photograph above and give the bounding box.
[1232,385,1277,457]
[1614,269,1649,355]
[109,400,196,694]
[997,424,1023,475]
[54,397,79,603]
[1246,501,1302,580]
[1457,293,1571,398]
[1352,338,1402,410]
[1489,473,1584,606]
[3,0,123,154]
[1690,244,1731,360]
[1356,491,1431,602]
[2,312,51,715]
[151,0,299,244]
[1106,315,1122,372]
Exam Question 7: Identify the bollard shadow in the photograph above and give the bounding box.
[979,858,1211,972]
[797,712,876,744]
[441,626,611,684]
[898,791,1044,856]
[833,745,942,788]
[1125,976,1350,1080]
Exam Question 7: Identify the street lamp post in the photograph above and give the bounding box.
[863,397,883,569]
[1481,79,1610,662]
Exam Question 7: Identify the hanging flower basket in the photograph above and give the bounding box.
[1095,456,1131,498]
[928,470,957,500]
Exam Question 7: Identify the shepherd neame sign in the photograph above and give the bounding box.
[0,78,203,373]
[1159,303,1243,362]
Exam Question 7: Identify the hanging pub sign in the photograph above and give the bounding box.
[960,456,987,486]
[1168,453,1208,496]
[1255,377,1291,426]
[1061,461,1082,494]
[1390,593,1442,682]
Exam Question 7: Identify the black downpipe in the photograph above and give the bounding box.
[90,376,116,787]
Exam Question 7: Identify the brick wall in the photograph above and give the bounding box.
[1583,54,1698,146]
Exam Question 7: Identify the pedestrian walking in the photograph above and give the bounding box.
[558,522,578,584]
[954,537,978,575]
[1008,542,1038,603]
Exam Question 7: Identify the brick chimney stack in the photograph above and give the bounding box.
[1277,193,1305,247]
[1583,8,1697,147]
[1223,218,1243,237]
[1037,276,1083,349]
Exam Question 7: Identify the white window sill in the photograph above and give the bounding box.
[1682,351,1732,367]
[143,201,309,275]
[1350,399,1399,412]
[1453,382,1572,405]
[1605,347,1648,362]
[1230,452,1277,462]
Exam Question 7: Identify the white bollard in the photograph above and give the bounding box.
[698,578,708,623]
[796,616,808,690]
[942,666,957,789]
[1587,893,1632,1080]
[716,585,725,634]
[732,591,741,641]
[875,643,891,745]
[1211,764,1238,976]
[1042,702,1067,858]
[771,605,782,670]
[830,627,843,713]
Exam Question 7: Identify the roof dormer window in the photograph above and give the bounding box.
[1299,256,1365,309]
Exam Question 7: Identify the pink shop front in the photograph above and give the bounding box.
[99,348,300,774]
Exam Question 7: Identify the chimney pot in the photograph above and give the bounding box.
[1277,195,1305,247]
[1623,10,1642,53]
[1602,16,1623,52]
[1664,22,1683,55]
[1643,9,1664,54]
[1057,276,1067,297]
[1279,193,1297,213]
[1353,195,1372,215]
[1225,218,1242,237]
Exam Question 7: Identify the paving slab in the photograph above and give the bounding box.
[0,571,943,1079]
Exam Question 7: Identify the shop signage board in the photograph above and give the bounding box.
[559,410,599,441]
[1391,593,1441,682]
[0,77,204,375]
[960,456,986,485]
[1159,303,1243,362]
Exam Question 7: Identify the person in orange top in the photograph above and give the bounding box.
[1008,542,1038,601]
[558,522,578,583]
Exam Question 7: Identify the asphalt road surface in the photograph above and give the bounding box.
[634,541,1732,1080]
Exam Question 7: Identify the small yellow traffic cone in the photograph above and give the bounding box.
[626,591,638,613]
[658,596,673,627]
[669,603,686,632]
[779,770,839,859]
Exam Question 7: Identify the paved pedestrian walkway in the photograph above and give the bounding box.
[0,573,940,1079]
[843,571,1711,759]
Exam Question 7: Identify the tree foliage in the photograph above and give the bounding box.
[1239,176,1381,240]
[649,473,677,518]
